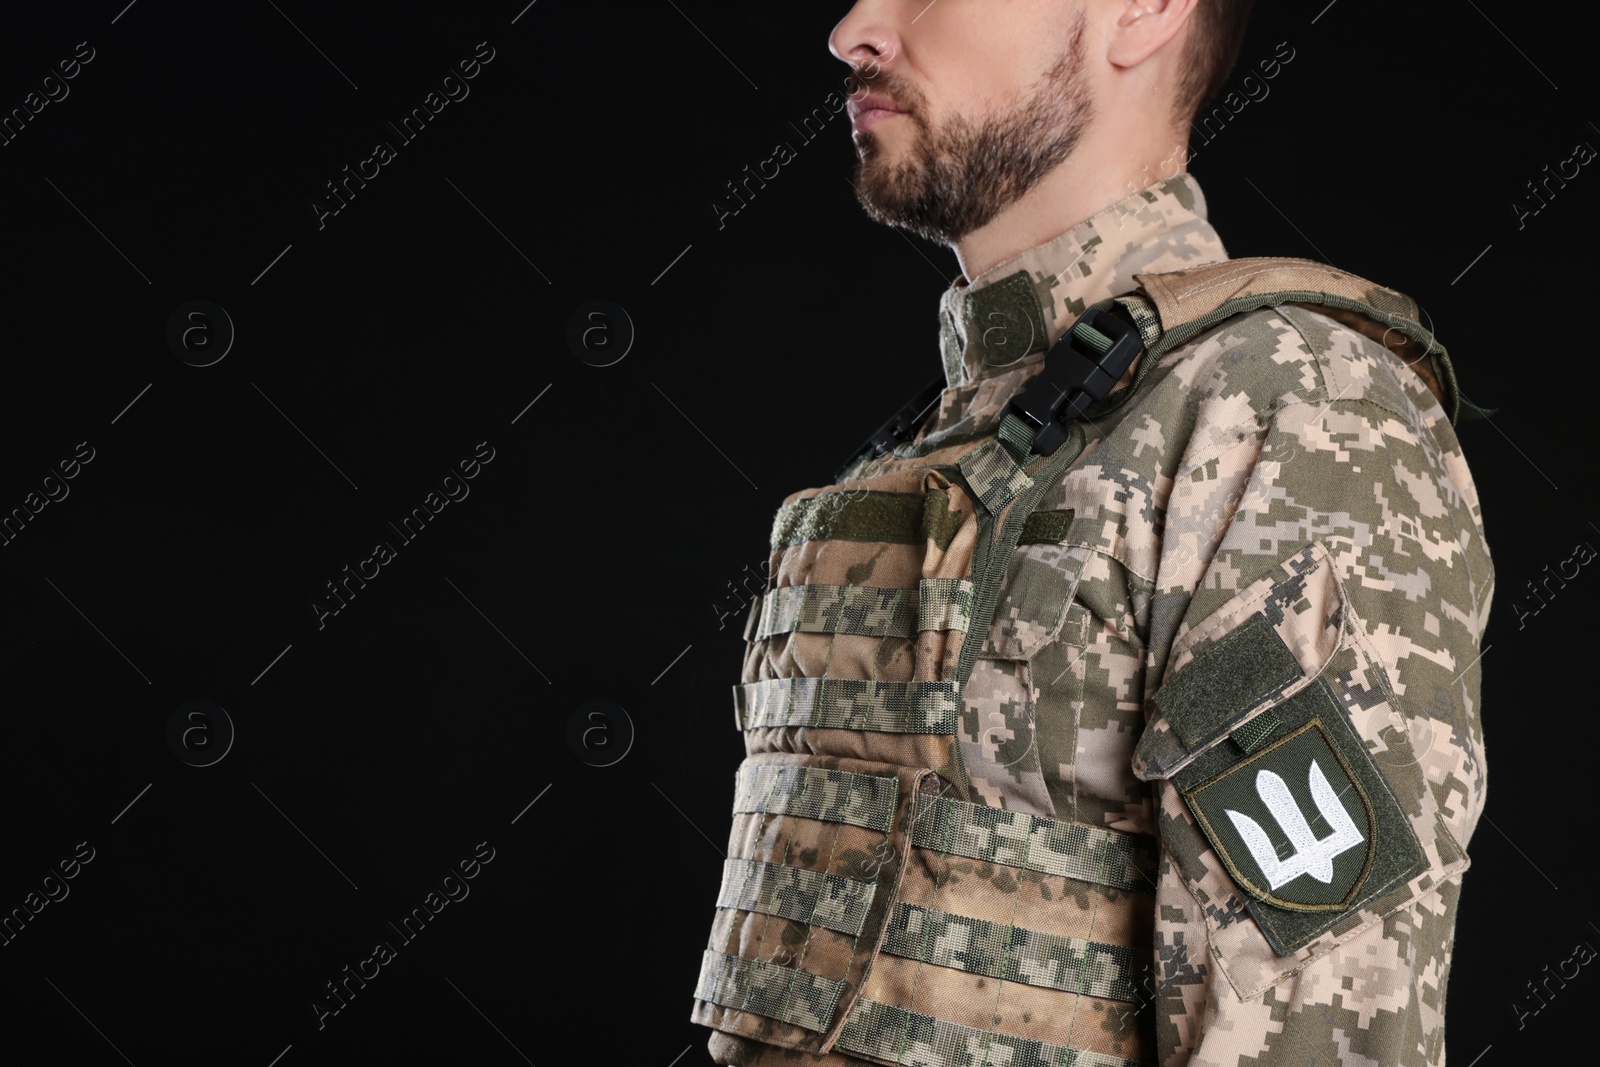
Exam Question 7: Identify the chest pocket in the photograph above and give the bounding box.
[959,510,1090,815]
[979,510,1085,660]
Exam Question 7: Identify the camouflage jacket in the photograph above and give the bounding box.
[701,172,1492,1066]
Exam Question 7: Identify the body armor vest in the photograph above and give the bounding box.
[692,260,1463,1067]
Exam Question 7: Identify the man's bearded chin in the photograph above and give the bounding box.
[850,44,1093,247]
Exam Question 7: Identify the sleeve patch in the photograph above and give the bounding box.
[1176,682,1427,955]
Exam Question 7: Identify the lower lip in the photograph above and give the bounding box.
[853,108,902,133]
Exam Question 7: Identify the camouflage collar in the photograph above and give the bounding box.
[937,173,1227,390]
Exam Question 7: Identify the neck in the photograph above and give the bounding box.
[952,130,1189,283]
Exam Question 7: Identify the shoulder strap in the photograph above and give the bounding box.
[953,260,1479,704]
[852,258,1484,478]
[999,256,1484,463]
[1125,256,1469,424]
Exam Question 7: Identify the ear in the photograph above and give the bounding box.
[1108,0,1200,69]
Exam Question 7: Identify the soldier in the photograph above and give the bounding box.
[691,2,1491,1065]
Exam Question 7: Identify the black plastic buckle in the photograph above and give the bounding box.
[837,377,944,481]
[1002,305,1143,456]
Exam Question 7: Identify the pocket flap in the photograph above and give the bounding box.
[1134,541,1343,781]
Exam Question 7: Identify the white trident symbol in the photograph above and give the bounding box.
[1224,759,1364,890]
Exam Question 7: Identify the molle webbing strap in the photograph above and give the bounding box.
[879,902,1145,1002]
[917,578,976,632]
[751,580,974,640]
[735,677,962,734]
[835,999,1149,1067]
[733,764,898,831]
[715,858,878,937]
[995,412,1038,466]
[911,793,1157,893]
[1129,257,1465,424]
[958,437,1035,517]
[695,950,848,1032]
[754,583,914,639]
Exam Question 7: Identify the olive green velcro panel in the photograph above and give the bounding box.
[694,950,847,1032]
[919,490,965,553]
[735,677,960,734]
[835,998,1147,1067]
[957,437,1033,516]
[734,764,898,832]
[771,490,963,551]
[911,794,1157,892]
[1152,613,1302,751]
[1175,683,1428,956]
[960,268,1051,363]
[716,858,878,937]
[880,902,1143,1002]
[1018,508,1075,545]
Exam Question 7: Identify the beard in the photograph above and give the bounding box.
[850,15,1093,246]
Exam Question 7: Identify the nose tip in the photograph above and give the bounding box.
[828,6,897,75]
[826,13,856,65]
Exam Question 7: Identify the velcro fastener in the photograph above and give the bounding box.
[1017,508,1075,546]
[771,490,954,550]
[1151,613,1302,751]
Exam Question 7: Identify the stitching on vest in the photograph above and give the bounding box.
[1161,255,1356,298]
[785,771,861,1036]
[730,761,802,1029]
[1163,259,1402,307]
[1160,259,1307,301]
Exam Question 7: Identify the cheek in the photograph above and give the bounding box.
[900,16,1060,126]
[972,55,1053,114]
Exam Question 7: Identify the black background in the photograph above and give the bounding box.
[0,1,1592,1063]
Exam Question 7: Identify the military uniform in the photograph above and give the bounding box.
[691,173,1491,1066]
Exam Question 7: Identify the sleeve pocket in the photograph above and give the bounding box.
[1133,541,1469,998]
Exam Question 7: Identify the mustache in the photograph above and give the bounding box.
[846,69,920,114]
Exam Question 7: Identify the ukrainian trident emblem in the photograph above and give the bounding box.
[1184,719,1380,911]
[1223,760,1364,890]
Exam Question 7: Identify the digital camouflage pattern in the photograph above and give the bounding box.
[694,173,1492,1067]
